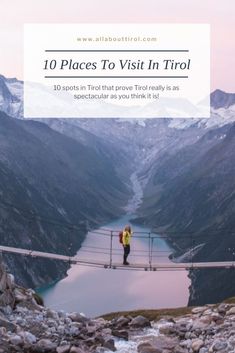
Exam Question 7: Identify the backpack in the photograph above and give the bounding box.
[119,231,123,244]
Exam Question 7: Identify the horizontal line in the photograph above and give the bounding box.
[44,76,188,79]
[45,49,189,52]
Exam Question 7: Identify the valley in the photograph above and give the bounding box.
[39,175,189,317]
[0,73,235,309]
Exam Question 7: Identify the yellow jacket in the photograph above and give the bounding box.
[122,230,132,246]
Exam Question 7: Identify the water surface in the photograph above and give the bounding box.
[40,173,190,317]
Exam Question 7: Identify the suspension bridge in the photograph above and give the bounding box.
[1,229,234,271]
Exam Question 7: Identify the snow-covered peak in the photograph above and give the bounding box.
[0,74,23,118]
[5,78,23,101]
[0,74,235,134]
[167,104,235,130]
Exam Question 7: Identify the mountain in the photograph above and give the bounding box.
[134,123,234,230]
[210,89,235,109]
[0,75,23,117]
[1,73,235,305]
[40,118,130,173]
[134,123,235,304]
[0,111,129,288]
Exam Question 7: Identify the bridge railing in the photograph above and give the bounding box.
[76,228,235,269]
[1,227,235,271]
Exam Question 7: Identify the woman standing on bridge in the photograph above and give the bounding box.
[122,225,132,265]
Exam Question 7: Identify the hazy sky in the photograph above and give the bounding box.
[0,0,234,91]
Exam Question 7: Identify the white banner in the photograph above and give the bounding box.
[24,24,210,118]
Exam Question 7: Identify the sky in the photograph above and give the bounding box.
[0,0,234,92]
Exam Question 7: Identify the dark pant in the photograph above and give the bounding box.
[123,244,130,263]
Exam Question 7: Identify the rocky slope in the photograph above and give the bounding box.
[1,259,235,353]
